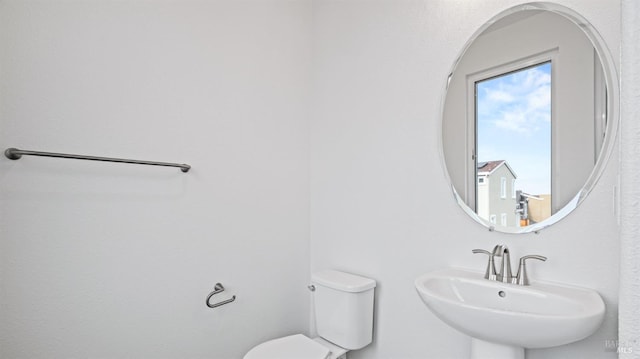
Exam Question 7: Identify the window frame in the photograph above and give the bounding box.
[467,50,557,213]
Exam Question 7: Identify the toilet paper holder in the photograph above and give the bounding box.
[206,283,236,308]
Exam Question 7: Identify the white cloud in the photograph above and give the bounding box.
[487,90,515,103]
[478,65,551,135]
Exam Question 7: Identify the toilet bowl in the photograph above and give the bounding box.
[243,334,347,359]
[243,270,376,359]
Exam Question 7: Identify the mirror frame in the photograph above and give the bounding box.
[438,2,619,234]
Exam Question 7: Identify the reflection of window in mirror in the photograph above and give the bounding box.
[441,6,616,233]
[475,62,551,227]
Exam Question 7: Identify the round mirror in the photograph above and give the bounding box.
[441,3,618,234]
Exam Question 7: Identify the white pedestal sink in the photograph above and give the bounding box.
[414,268,605,359]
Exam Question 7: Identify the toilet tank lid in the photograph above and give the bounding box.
[311,270,376,292]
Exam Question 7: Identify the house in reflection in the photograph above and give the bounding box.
[477,160,518,227]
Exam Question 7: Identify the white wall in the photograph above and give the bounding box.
[311,1,621,358]
[619,0,640,357]
[2,1,635,359]
[0,1,311,358]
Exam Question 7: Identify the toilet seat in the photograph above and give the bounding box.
[243,334,332,359]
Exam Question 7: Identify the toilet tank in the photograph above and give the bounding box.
[311,270,376,350]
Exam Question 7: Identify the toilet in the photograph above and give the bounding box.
[243,269,376,359]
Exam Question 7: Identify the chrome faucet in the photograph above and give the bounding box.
[472,244,512,282]
[492,244,513,283]
[473,245,546,286]
[513,255,547,285]
[471,248,495,280]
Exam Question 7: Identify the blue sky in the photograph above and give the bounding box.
[476,62,551,195]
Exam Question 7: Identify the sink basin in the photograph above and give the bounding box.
[415,268,605,351]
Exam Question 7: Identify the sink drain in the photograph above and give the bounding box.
[498,290,506,298]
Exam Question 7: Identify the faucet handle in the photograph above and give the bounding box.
[521,255,547,261]
[472,249,494,279]
[472,249,491,255]
[514,255,547,286]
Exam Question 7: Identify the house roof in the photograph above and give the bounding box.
[477,160,517,178]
